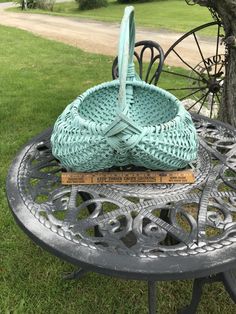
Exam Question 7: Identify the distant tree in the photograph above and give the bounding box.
[117,0,154,3]
[20,0,55,10]
[192,0,236,126]
[77,0,108,10]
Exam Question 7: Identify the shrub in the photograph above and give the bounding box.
[77,0,108,10]
[117,0,155,3]
[20,0,55,11]
[36,0,55,10]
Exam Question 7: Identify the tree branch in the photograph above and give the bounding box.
[193,0,213,7]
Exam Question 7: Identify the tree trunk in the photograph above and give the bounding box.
[194,0,236,126]
[216,0,236,126]
[21,0,28,10]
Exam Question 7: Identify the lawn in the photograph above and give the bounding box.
[9,0,215,35]
[1,25,235,313]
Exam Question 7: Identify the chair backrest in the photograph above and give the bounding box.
[112,40,164,85]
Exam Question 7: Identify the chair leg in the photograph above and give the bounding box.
[148,281,157,314]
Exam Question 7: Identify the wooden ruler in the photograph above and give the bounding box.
[61,170,195,185]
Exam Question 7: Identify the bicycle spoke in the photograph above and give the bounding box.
[179,87,206,101]
[166,86,206,91]
[197,93,210,114]
[172,49,208,82]
[216,62,225,76]
[218,62,225,74]
[187,91,210,111]
[193,32,211,79]
[161,69,203,82]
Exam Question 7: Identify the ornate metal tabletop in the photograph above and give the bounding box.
[6,114,236,282]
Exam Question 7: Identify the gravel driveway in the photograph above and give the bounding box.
[0,2,223,67]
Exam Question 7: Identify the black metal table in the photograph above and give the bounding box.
[6,114,236,313]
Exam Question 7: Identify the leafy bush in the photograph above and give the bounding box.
[77,0,108,10]
[37,0,55,10]
[117,0,155,3]
[20,0,55,10]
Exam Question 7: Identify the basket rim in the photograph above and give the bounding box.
[70,79,187,134]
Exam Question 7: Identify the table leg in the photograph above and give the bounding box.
[148,281,157,314]
[178,273,230,314]
[63,268,88,280]
[222,269,236,303]
[178,277,205,314]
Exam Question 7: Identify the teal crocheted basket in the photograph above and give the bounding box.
[51,6,198,172]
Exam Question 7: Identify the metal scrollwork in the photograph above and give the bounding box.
[16,116,236,258]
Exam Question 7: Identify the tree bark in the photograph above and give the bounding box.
[194,0,236,126]
[216,0,236,126]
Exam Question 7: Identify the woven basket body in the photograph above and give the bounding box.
[51,7,198,172]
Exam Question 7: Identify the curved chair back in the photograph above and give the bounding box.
[112,40,164,85]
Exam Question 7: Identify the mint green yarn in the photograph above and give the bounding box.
[51,6,198,172]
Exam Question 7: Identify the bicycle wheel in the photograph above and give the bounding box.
[159,21,226,118]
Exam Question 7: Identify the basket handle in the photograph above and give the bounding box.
[118,6,135,112]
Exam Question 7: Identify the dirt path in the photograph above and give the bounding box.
[0,3,222,67]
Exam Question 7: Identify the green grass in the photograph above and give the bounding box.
[0,25,235,313]
[9,0,215,35]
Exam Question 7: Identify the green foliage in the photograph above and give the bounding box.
[117,0,154,3]
[77,0,108,10]
[18,0,55,10]
[36,0,55,10]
